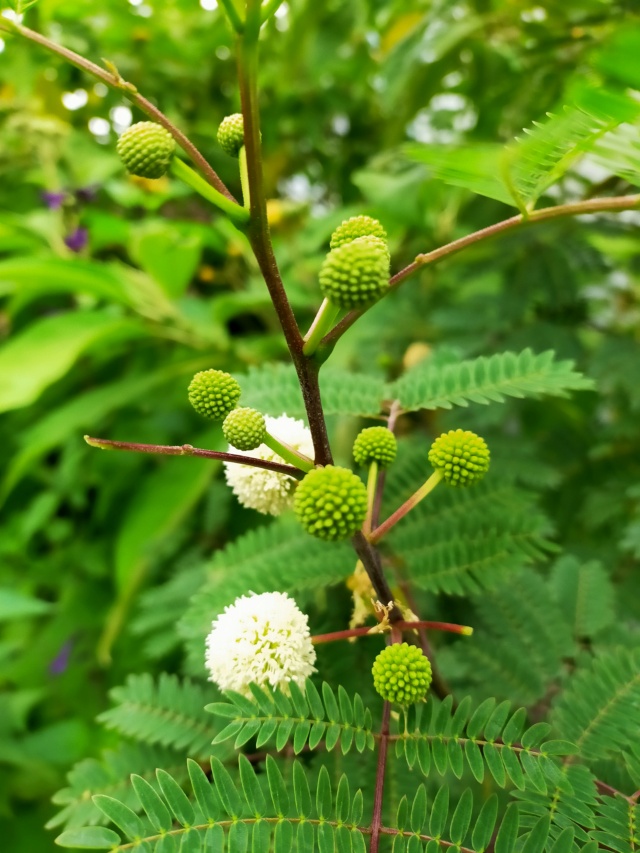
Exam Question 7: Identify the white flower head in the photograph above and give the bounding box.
[224,413,313,515]
[205,591,317,695]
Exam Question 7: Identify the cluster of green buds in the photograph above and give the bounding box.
[187,368,314,472]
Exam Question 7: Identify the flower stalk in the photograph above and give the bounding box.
[368,470,444,544]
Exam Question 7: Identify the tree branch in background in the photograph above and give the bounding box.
[1,20,236,201]
[318,193,640,353]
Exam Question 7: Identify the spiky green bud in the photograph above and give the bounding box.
[188,370,241,421]
[428,429,490,486]
[294,465,368,541]
[353,426,397,467]
[330,215,387,250]
[217,113,245,157]
[372,643,432,705]
[116,122,175,179]
[223,407,266,451]
[319,236,390,310]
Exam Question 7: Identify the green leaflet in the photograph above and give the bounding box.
[238,349,593,427]
[0,310,147,413]
[55,758,365,851]
[551,647,640,761]
[97,673,224,758]
[0,357,208,504]
[390,349,593,412]
[550,556,615,640]
[47,743,191,831]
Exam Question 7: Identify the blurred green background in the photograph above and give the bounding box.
[1,0,639,848]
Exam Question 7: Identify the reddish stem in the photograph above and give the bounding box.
[312,621,472,644]
[84,436,304,477]
[370,700,391,853]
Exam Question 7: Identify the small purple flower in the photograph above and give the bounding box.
[42,190,67,210]
[64,227,89,253]
[49,639,74,676]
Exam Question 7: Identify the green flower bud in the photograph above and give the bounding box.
[372,643,432,705]
[116,122,176,179]
[188,369,241,421]
[353,426,397,467]
[428,429,490,486]
[217,113,245,157]
[294,465,368,541]
[223,407,266,451]
[319,236,390,310]
[330,215,387,250]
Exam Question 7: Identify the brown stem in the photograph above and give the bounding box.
[235,33,333,466]
[312,621,473,644]
[594,779,636,803]
[351,531,401,623]
[370,701,391,853]
[318,193,640,353]
[84,436,304,477]
[5,21,236,201]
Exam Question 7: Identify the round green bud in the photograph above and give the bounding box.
[428,429,490,486]
[294,465,368,541]
[188,369,241,421]
[372,642,432,705]
[223,407,266,451]
[330,215,387,250]
[217,113,245,157]
[116,122,175,179]
[319,236,390,310]
[353,426,397,467]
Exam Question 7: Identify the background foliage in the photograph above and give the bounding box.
[1,0,639,850]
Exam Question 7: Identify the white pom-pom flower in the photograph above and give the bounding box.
[205,591,317,695]
[223,414,314,516]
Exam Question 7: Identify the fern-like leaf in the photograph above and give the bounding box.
[550,556,615,641]
[97,673,221,758]
[590,122,640,188]
[47,743,191,831]
[551,647,640,761]
[395,694,576,795]
[54,757,367,851]
[208,679,377,756]
[443,568,575,705]
[240,362,386,418]
[591,794,640,852]
[386,483,555,596]
[506,105,615,209]
[209,682,575,797]
[515,764,598,847]
[390,349,593,413]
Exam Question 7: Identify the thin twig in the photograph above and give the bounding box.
[4,21,236,201]
[318,193,640,352]
[84,436,304,477]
